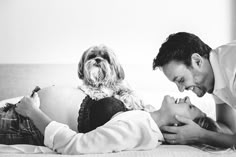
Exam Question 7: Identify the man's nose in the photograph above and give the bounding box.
[177,84,185,92]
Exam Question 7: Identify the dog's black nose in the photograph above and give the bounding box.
[95,58,101,63]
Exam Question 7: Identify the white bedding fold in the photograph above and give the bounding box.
[0,144,55,154]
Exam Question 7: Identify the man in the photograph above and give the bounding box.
[153,32,236,148]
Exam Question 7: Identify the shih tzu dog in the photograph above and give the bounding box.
[78,45,151,111]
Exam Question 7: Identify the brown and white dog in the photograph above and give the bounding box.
[78,45,152,111]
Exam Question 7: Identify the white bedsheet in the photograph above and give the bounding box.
[0,144,55,154]
[0,144,235,157]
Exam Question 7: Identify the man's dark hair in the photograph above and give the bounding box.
[153,32,212,70]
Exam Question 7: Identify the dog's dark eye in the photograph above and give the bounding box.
[87,54,96,60]
[103,55,110,63]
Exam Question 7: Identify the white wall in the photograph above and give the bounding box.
[0,0,232,64]
[0,0,234,117]
[231,0,236,40]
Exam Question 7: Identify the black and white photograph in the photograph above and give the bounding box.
[0,0,236,156]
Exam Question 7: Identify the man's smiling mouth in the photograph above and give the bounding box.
[187,86,195,92]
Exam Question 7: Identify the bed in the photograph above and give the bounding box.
[0,64,235,157]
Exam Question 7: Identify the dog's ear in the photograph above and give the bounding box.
[112,60,125,81]
[116,64,125,80]
[108,49,125,81]
[78,49,88,79]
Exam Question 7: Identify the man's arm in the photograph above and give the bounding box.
[161,115,236,147]
[200,128,236,148]
[216,103,236,133]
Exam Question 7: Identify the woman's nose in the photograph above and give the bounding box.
[184,96,190,102]
[164,95,173,103]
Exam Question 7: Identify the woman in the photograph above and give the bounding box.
[14,91,220,154]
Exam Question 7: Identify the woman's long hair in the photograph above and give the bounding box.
[193,116,219,132]
[78,96,127,133]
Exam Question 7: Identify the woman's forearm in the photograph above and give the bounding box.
[200,129,236,148]
[28,108,52,134]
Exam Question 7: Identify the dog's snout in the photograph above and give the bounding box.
[95,58,101,63]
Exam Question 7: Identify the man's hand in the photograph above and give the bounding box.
[15,92,40,117]
[161,115,204,145]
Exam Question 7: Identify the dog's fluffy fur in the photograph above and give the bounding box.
[78,45,152,111]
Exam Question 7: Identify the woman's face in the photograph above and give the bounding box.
[161,95,206,121]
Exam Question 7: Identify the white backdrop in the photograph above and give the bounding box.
[0,0,234,118]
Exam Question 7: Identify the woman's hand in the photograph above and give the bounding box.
[161,115,205,145]
[15,92,40,117]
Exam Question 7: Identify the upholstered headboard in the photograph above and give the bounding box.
[0,64,80,100]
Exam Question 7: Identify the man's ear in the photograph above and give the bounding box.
[191,53,203,69]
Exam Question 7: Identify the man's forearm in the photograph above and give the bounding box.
[28,108,52,134]
[216,121,233,134]
[200,129,236,148]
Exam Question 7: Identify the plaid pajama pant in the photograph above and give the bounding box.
[0,103,44,145]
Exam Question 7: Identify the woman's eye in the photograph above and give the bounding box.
[189,105,192,109]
